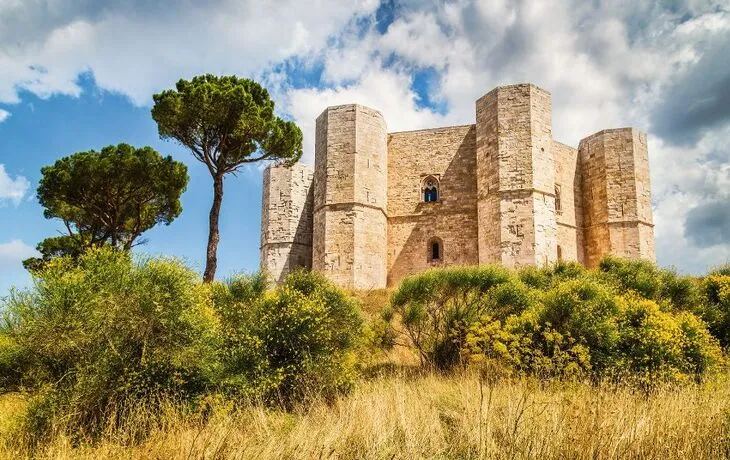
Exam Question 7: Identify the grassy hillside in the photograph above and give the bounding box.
[2,372,730,459]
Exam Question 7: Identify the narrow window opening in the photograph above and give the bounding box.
[428,238,443,262]
[432,242,440,260]
[555,184,562,213]
[557,245,563,262]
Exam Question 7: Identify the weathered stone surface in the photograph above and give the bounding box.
[260,83,656,288]
[260,163,314,283]
[312,104,388,290]
[387,125,479,284]
[579,128,655,267]
[476,84,557,269]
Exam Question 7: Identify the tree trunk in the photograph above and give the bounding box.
[203,174,224,282]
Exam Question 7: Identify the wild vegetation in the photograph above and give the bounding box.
[2,248,730,458]
[7,74,730,458]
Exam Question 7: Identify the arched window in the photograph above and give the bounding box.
[428,237,443,262]
[554,184,562,213]
[422,176,440,203]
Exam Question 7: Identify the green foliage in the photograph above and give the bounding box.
[389,266,535,370]
[518,261,587,290]
[697,275,730,348]
[212,270,362,406]
[25,144,188,270]
[1,248,219,441]
[389,258,723,384]
[598,256,703,312]
[538,279,621,372]
[465,278,721,385]
[151,74,303,282]
[611,297,721,384]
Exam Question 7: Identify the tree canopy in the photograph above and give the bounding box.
[24,143,188,270]
[151,74,303,282]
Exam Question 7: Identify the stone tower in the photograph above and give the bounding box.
[312,104,388,290]
[260,163,314,283]
[475,84,557,268]
[579,128,655,267]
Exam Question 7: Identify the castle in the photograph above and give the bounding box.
[260,83,655,290]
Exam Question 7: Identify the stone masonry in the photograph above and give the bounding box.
[260,83,656,289]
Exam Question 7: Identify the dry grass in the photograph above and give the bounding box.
[2,372,730,459]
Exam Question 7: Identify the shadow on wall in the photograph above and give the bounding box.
[284,184,314,275]
[388,126,480,286]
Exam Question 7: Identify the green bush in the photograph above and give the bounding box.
[0,248,220,441]
[389,266,535,370]
[213,270,363,407]
[612,297,721,384]
[464,276,722,385]
[697,274,730,348]
[598,256,703,312]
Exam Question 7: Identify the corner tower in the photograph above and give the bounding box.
[579,128,655,267]
[475,84,557,268]
[312,104,388,289]
[260,163,314,283]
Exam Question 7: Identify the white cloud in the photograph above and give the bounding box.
[0,0,380,105]
[0,164,30,206]
[0,109,9,123]
[0,239,37,272]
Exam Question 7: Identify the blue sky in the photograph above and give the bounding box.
[1,0,730,295]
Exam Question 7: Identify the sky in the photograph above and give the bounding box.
[1,0,730,295]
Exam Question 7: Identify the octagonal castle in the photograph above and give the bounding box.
[261,83,655,290]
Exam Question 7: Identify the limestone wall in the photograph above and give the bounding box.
[386,125,478,285]
[579,128,655,267]
[260,82,657,290]
[475,84,557,268]
[553,141,584,263]
[312,104,388,290]
[260,163,314,283]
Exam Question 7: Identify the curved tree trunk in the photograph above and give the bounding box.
[203,174,224,282]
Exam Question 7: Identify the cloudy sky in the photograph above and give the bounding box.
[1,0,729,294]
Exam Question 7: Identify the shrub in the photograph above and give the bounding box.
[389,266,535,370]
[0,248,219,441]
[465,314,591,381]
[612,297,721,384]
[598,256,703,312]
[537,279,621,372]
[465,278,722,385]
[697,274,730,348]
[213,270,363,407]
[518,261,587,290]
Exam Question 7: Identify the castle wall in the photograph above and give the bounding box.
[261,83,656,290]
[579,128,655,267]
[476,84,557,268]
[312,104,388,290]
[386,125,478,285]
[260,163,314,283]
[553,141,584,264]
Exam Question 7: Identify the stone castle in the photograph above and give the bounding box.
[260,83,655,290]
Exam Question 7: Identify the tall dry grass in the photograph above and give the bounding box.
[2,372,730,459]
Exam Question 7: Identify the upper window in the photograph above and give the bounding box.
[422,176,440,203]
[555,184,562,213]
